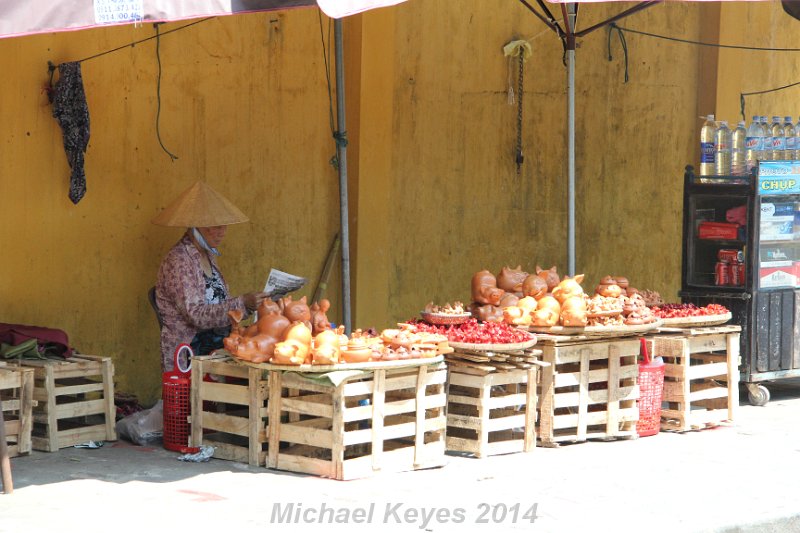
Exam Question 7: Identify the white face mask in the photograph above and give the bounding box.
[191,227,221,257]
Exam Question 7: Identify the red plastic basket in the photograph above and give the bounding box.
[636,338,665,437]
[162,344,198,453]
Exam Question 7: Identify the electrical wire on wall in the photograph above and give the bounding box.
[607,22,800,119]
[47,17,213,161]
[154,23,178,161]
[318,9,344,171]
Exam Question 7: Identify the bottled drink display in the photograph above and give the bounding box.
[714,121,732,175]
[745,114,762,172]
[699,113,800,175]
[762,116,771,161]
[699,114,717,176]
[732,120,746,174]
[770,116,785,160]
[785,116,797,160]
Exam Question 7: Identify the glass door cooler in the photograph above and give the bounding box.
[681,162,800,405]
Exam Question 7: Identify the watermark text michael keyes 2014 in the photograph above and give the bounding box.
[271,502,540,528]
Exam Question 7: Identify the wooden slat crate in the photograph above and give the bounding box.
[446,365,539,458]
[15,354,116,451]
[0,366,34,457]
[537,336,640,446]
[651,326,740,432]
[267,361,447,480]
[190,354,269,466]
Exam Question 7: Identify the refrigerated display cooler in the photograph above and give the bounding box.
[681,162,800,406]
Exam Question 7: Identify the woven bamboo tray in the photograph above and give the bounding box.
[527,319,663,337]
[658,313,732,328]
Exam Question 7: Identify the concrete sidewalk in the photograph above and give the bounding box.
[3,380,800,533]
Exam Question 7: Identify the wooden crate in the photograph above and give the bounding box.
[0,366,34,457]
[15,354,116,451]
[651,326,740,432]
[190,354,269,466]
[267,361,447,480]
[537,336,640,446]
[446,366,539,458]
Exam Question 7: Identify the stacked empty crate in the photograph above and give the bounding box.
[651,325,740,432]
[537,334,640,446]
[445,347,543,458]
[14,354,116,451]
[266,359,447,480]
[190,354,269,466]
[0,364,34,457]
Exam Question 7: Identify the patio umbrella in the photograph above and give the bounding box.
[0,1,406,39]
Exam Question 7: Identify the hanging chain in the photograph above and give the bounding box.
[515,51,525,175]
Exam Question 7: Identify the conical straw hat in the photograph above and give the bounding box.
[151,181,249,227]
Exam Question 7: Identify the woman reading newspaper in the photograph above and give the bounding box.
[152,181,269,371]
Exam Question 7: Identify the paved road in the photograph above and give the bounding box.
[3,381,800,533]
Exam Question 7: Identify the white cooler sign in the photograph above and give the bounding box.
[758,161,800,196]
[760,261,800,288]
[94,0,144,24]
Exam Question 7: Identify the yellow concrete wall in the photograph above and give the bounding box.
[352,1,707,327]
[2,1,796,403]
[0,11,343,404]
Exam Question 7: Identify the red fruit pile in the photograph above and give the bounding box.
[408,318,533,344]
[650,303,729,319]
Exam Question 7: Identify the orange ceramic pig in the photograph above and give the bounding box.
[552,274,585,304]
[497,265,528,295]
[522,274,548,300]
[311,329,341,365]
[281,296,312,330]
[536,265,561,292]
[471,270,505,306]
[559,296,588,327]
[310,299,332,336]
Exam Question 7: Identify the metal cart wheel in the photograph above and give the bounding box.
[746,383,770,407]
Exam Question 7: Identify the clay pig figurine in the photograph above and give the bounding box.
[310,299,332,336]
[536,265,561,292]
[496,265,528,295]
[471,270,506,306]
[280,295,312,330]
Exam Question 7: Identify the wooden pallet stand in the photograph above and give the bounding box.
[537,336,640,446]
[16,354,116,451]
[0,366,34,457]
[267,361,447,480]
[651,326,740,432]
[446,365,539,458]
[190,354,269,466]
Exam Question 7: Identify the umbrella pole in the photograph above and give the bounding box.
[334,18,353,335]
[566,5,577,277]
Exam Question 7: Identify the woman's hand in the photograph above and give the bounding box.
[243,292,269,313]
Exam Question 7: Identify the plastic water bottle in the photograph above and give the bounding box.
[699,114,717,176]
[796,117,800,159]
[732,120,746,174]
[714,121,732,175]
[745,115,762,172]
[771,116,785,160]
[761,116,772,161]
[785,116,797,160]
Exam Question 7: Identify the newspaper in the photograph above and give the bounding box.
[263,268,307,300]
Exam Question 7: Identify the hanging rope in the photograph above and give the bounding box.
[154,24,178,161]
[503,40,532,176]
[607,24,629,83]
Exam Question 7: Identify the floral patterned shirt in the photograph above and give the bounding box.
[155,233,245,371]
